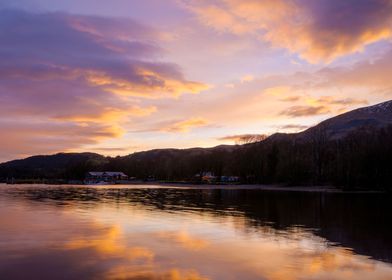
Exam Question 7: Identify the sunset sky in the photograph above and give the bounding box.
[1,0,392,162]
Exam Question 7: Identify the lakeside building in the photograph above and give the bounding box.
[85,171,128,184]
[194,172,240,183]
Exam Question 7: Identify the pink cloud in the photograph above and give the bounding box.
[0,9,207,161]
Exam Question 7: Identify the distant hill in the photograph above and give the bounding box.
[300,100,392,139]
[265,100,392,142]
[1,100,392,189]
[0,153,107,180]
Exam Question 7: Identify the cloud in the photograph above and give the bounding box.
[279,124,309,131]
[281,105,330,117]
[0,9,207,161]
[218,134,268,144]
[0,9,207,98]
[160,118,209,133]
[240,74,255,83]
[128,117,210,134]
[261,83,370,117]
[315,49,392,92]
[279,96,302,102]
[182,0,392,63]
[276,91,368,118]
[0,120,121,161]
[278,95,367,118]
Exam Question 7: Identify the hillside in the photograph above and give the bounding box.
[301,100,392,139]
[0,153,107,180]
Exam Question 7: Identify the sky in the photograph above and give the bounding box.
[1,0,392,162]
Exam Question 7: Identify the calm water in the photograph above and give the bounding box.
[0,184,392,280]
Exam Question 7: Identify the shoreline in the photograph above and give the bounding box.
[149,182,385,193]
[0,182,385,193]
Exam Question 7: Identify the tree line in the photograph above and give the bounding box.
[1,125,391,190]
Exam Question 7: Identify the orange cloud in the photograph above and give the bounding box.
[281,105,330,117]
[0,120,124,161]
[260,82,370,118]
[85,70,208,99]
[161,118,209,133]
[183,0,392,63]
[305,96,368,107]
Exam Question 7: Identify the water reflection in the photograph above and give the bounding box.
[0,185,391,280]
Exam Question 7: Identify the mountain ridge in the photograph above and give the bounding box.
[1,99,392,189]
[2,99,392,166]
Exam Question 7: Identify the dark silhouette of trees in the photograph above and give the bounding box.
[1,125,392,191]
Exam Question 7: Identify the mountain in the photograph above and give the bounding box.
[264,100,392,143]
[301,100,392,139]
[1,100,392,189]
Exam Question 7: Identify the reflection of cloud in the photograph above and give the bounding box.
[183,0,392,62]
[157,231,209,251]
[1,198,390,280]
[269,248,376,280]
[64,224,209,279]
[65,225,155,262]
[106,268,209,280]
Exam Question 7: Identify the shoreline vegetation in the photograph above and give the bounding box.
[0,181,385,193]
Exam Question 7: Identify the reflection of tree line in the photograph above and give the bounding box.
[10,187,392,263]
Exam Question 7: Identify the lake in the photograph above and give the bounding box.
[0,184,391,280]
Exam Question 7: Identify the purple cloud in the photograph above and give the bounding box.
[0,9,207,161]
